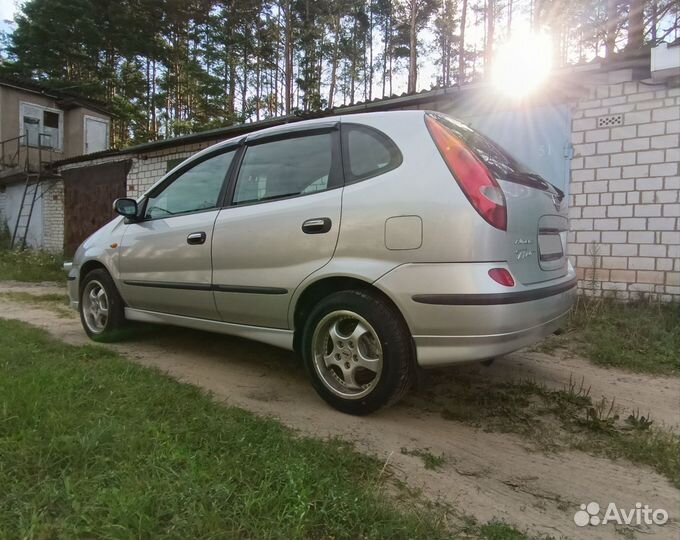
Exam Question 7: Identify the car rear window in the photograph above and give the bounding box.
[427,112,559,194]
[342,124,402,182]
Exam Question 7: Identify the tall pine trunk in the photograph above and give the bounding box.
[459,0,467,85]
[628,0,644,49]
[328,17,340,108]
[407,0,418,94]
[605,0,618,57]
[282,0,293,115]
[485,0,494,74]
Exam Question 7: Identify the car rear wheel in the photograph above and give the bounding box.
[79,268,126,342]
[302,290,414,415]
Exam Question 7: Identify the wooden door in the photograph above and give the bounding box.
[62,160,131,256]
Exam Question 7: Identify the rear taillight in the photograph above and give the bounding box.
[425,115,507,230]
[488,268,515,287]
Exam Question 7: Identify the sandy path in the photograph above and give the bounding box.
[0,283,678,540]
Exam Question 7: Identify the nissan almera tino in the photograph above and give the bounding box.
[67,111,576,414]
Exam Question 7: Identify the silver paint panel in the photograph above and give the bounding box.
[212,188,342,328]
[118,210,220,319]
[124,307,294,350]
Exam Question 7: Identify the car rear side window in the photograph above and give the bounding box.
[342,124,402,183]
[233,132,335,205]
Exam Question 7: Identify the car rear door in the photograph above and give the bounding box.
[118,147,237,319]
[211,123,343,329]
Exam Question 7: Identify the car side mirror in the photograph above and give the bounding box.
[113,198,139,220]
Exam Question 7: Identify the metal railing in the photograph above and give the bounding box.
[0,134,26,171]
[0,131,55,175]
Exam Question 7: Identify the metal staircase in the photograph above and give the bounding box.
[0,133,54,249]
[10,173,42,249]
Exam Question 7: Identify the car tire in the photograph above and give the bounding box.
[301,289,414,415]
[79,268,127,342]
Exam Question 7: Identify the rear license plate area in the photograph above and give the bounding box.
[538,230,564,269]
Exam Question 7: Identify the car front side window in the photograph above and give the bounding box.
[145,150,235,219]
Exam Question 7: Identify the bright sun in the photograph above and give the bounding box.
[492,33,553,98]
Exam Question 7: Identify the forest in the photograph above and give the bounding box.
[0,0,677,147]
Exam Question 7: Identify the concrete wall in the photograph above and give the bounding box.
[66,107,110,156]
[568,69,680,301]
[0,85,110,162]
[2,182,44,248]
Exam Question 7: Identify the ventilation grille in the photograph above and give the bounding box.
[597,114,622,128]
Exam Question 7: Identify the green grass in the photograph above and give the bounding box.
[400,447,447,470]
[0,248,66,283]
[535,296,680,375]
[407,372,680,488]
[0,318,539,540]
[476,521,536,540]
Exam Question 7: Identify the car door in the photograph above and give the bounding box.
[118,147,237,319]
[211,124,343,329]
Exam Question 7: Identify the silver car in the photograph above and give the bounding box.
[67,111,576,414]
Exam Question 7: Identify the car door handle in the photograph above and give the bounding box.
[187,232,207,245]
[302,217,332,234]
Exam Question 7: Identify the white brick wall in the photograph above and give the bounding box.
[125,140,220,198]
[569,70,680,301]
[0,187,7,230]
[42,180,64,253]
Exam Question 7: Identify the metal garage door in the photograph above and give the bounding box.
[62,160,131,256]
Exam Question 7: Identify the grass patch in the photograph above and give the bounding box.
[407,372,680,488]
[0,248,66,283]
[535,296,680,375]
[477,521,536,540]
[0,318,539,540]
[0,291,72,317]
[400,447,447,470]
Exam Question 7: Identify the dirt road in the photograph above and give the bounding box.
[1,281,678,540]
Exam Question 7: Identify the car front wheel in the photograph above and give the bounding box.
[79,268,126,342]
[302,290,414,415]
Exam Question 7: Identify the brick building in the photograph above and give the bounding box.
[568,63,679,300]
[9,45,680,301]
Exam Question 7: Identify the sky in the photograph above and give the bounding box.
[0,0,16,22]
[0,0,17,36]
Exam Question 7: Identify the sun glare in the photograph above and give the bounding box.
[492,33,553,98]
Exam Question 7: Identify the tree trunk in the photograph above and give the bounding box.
[382,14,389,97]
[485,0,494,74]
[368,6,373,101]
[459,0,468,85]
[282,0,293,115]
[628,0,644,49]
[407,0,418,93]
[605,0,618,57]
[328,18,340,108]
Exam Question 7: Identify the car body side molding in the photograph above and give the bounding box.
[412,277,577,306]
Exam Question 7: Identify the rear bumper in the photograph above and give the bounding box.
[373,262,576,368]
